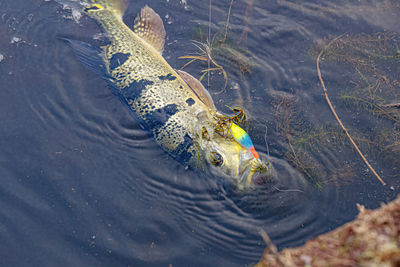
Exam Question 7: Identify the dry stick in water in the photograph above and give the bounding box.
[222,0,235,43]
[239,0,254,43]
[316,35,386,186]
[259,229,285,265]
[381,103,400,108]
[259,229,278,255]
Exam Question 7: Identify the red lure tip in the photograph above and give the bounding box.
[250,146,260,159]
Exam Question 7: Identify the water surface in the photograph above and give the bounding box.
[0,0,399,266]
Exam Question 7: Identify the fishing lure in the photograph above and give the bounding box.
[229,122,260,160]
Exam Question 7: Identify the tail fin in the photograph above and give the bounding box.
[82,0,129,17]
[54,0,129,17]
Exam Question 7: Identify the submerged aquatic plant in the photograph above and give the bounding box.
[313,33,400,100]
[312,32,400,185]
[179,40,229,94]
[339,93,400,123]
[180,5,400,187]
[179,0,255,94]
[293,126,348,151]
[272,95,327,187]
[271,84,399,188]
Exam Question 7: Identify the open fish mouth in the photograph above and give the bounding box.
[238,158,274,189]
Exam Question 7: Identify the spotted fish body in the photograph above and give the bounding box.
[78,1,212,165]
[62,0,274,188]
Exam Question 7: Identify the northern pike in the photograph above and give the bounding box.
[58,0,274,188]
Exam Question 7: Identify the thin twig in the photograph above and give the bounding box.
[385,141,400,150]
[259,229,285,265]
[316,35,386,186]
[222,0,234,43]
[239,0,254,43]
[272,185,304,193]
[380,103,400,108]
[259,229,278,254]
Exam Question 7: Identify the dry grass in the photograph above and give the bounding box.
[257,195,400,267]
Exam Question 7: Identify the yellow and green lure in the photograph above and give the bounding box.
[229,122,260,160]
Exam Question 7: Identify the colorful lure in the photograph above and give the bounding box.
[229,122,260,159]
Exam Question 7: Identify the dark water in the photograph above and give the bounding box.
[0,0,399,266]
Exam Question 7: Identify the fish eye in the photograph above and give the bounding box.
[210,152,223,166]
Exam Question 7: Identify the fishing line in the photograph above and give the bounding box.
[264,124,270,163]
[272,185,303,193]
[263,124,303,193]
[207,0,212,89]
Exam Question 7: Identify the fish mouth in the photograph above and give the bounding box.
[238,159,274,189]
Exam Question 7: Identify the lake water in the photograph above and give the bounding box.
[0,0,399,266]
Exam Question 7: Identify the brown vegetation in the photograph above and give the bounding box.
[257,195,400,267]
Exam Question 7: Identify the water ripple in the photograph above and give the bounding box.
[1,0,399,266]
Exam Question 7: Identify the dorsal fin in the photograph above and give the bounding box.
[176,70,215,109]
[134,5,166,54]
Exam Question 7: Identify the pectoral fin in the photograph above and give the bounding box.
[176,70,215,109]
[134,5,166,54]
[60,37,123,96]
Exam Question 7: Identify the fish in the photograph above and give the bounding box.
[58,0,274,188]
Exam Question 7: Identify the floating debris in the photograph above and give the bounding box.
[10,36,21,44]
[59,3,83,24]
[180,0,190,11]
